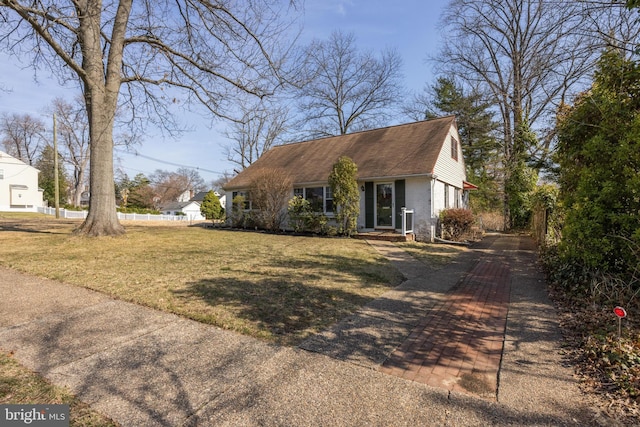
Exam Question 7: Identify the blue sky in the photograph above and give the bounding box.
[0,0,450,182]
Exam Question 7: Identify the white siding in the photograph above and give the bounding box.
[0,151,43,212]
[433,180,446,216]
[433,128,467,189]
[180,202,205,221]
[405,176,436,242]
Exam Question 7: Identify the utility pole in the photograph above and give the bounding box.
[53,113,60,219]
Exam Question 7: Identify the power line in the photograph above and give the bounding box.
[115,148,223,175]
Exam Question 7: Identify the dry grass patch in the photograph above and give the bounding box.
[0,215,403,345]
[0,351,118,426]
[397,241,468,269]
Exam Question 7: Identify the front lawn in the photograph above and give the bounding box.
[0,215,404,345]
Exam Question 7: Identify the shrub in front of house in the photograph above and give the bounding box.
[231,195,256,229]
[439,208,475,241]
[287,196,329,234]
[249,168,292,232]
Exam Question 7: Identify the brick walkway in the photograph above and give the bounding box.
[379,259,511,399]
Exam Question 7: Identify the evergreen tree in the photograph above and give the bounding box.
[200,190,224,222]
[125,174,155,209]
[328,156,359,236]
[36,145,68,207]
[556,48,640,273]
[414,77,502,212]
[505,120,538,229]
[427,78,500,178]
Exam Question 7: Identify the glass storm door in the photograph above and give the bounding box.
[376,183,394,228]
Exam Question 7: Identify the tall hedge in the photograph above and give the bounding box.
[328,156,359,236]
[555,49,640,274]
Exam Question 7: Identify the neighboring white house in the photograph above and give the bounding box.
[160,200,205,221]
[159,189,226,221]
[224,116,476,242]
[0,150,44,212]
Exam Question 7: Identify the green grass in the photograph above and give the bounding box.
[0,215,404,345]
[0,351,119,427]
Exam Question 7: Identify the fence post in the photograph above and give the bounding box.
[401,207,406,236]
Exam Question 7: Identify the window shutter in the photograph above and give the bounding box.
[365,182,374,228]
[395,179,405,229]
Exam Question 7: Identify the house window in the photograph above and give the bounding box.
[294,186,334,214]
[454,188,461,208]
[325,186,334,213]
[305,187,324,212]
[451,137,459,161]
[444,184,450,208]
[232,191,251,210]
[0,169,3,179]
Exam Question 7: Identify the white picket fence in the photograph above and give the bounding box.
[401,207,414,236]
[38,206,194,222]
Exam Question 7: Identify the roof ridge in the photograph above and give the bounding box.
[273,116,456,149]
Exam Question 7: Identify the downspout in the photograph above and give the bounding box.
[430,175,437,242]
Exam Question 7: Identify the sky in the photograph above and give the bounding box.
[0,0,450,184]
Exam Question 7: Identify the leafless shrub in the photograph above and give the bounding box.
[249,168,293,232]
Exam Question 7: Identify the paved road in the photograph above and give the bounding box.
[0,234,605,426]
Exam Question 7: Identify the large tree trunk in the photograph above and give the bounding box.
[74,0,129,236]
[75,100,124,236]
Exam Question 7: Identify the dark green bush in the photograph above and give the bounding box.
[287,196,329,234]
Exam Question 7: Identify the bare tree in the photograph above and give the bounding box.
[224,100,290,171]
[438,1,595,162]
[296,30,404,137]
[0,112,45,165]
[50,96,139,207]
[249,167,292,231]
[50,98,90,207]
[438,0,640,160]
[150,167,206,205]
[435,0,639,227]
[0,0,299,236]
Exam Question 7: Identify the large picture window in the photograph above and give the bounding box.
[306,187,324,212]
[293,186,334,214]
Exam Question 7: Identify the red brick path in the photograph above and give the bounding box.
[379,259,511,398]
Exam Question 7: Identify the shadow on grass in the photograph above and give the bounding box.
[172,253,402,345]
[0,223,66,234]
[173,276,375,346]
[0,218,77,235]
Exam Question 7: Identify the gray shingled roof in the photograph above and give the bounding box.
[224,116,456,190]
[160,201,199,211]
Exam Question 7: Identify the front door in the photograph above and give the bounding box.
[376,183,394,228]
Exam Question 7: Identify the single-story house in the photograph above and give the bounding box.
[160,200,205,221]
[223,116,475,241]
[0,150,44,212]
